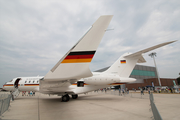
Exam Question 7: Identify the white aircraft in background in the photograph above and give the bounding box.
[3,15,176,102]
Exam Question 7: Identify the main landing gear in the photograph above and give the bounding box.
[72,94,78,99]
[61,94,78,102]
[62,94,70,102]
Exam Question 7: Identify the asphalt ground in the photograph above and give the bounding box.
[0,91,180,120]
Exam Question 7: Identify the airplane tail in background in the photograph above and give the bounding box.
[103,53,144,77]
[103,40,177,77]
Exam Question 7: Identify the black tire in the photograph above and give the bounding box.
[66,94,70,101]
[62,95,68,102]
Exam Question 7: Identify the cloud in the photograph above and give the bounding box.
[0,0,180,87]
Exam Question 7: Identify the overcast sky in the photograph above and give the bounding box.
[0,0,180,87]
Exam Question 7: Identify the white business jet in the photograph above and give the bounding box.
[3,15,176,101]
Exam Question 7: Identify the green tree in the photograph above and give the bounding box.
[177,77,180,85]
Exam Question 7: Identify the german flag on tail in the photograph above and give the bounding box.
[61,51,96,63]
[120,60,126,64]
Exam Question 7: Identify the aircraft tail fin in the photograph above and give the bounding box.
[44,15,113,81]
[103,40,177,77]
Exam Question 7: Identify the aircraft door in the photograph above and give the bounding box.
[14,78,21,89]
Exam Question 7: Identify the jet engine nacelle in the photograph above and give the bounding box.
[83,74,136,86]
[84,74,121,85]
[119,77,136,83]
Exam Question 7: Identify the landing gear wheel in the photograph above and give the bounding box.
[62,94,70,102]
[66,94,70,101]
[72,94,78,99]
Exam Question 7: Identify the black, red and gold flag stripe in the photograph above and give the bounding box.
[120,60,126,64]
[61,51,96,63]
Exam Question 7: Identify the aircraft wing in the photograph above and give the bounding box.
[124,40,177,61]
[43,15,113,82]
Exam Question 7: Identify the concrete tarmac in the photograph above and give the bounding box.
[0,91,180,120]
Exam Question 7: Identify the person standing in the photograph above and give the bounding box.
[119,88,121,96]
[33,91,35,96]
[148,88,150,94]
[122,89,125,95]
[126,88,129,94]
[10,91,14,101]
[140,88,144,95]
[170,88,173,93]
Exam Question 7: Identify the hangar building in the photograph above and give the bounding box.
[95,64,178,90]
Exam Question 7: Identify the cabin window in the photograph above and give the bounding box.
[29,81,31,83]
[37,81,39,83]
[25,81,27,83]
[33,81,34,83]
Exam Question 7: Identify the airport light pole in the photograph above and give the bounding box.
[149,52,161,86]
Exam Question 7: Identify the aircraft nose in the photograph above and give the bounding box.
[2,83,7,90]
[3,84,6,89]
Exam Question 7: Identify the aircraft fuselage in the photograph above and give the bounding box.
[3,72,136,95]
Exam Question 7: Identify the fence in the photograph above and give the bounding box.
[88,90,150,100]
[149,93,162,120]
[111,90,150,99]
[89,90,163,120]
[0,94,11,116]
